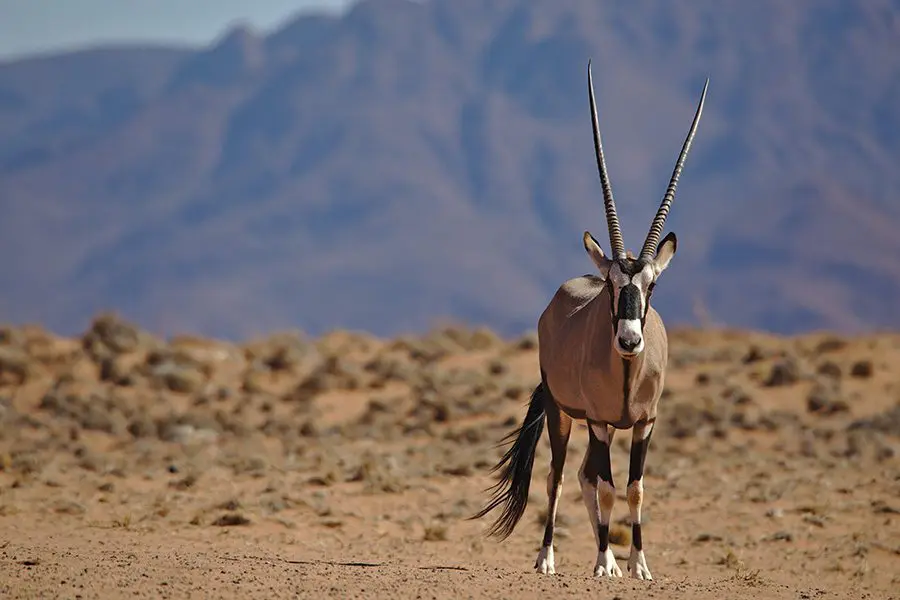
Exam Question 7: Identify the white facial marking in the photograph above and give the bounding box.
[616,319,644,355]
[610,262,657,357]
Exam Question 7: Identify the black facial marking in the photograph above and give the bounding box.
[632,523,643,550]
[616,258,648,276]
[608,258,655,326]
[618,284,641,320]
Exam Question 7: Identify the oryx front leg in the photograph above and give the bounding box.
[626,420,654,580]
[579,423,621,578]
[535,398,572,575]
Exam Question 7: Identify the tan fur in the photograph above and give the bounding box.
[538,276,668,429]
[627,479,643,509]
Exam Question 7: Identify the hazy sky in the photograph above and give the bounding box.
[0,0,356,60]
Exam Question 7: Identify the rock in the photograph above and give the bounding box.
[0,346,30,384]
[82,312,158,359]
[849,360,874,378]
[764,357,803,387]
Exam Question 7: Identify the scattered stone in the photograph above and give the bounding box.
[849,360,874,379]
[814,337,848,354]
[742,345,765,364]
[806,381,849,415]
[848,405,900,436]
[0,347,30,384]
[212,513,250,526]
[424,525,449,541]
[513,332,538,351]
[764,357,802,387]
[816,361,842,379]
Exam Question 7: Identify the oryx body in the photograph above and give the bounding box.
[538,275,668,429]
[472,61,708,580]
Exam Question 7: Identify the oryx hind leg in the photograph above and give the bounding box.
[535,383,572,575]
[626,419,654,580]
[579,422,622,577]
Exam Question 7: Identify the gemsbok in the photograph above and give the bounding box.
[472,61,708,580]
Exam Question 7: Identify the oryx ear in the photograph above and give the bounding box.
[653,232,677,276]
[583,231,612,280]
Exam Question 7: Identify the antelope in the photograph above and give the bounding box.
[471,61,708,580]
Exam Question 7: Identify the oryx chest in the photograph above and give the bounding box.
[550,357,662,429]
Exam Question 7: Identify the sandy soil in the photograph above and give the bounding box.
[0,315,898,599]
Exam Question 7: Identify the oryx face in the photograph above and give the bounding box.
[580,61,705,358]
[583,231,677,358]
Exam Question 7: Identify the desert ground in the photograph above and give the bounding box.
[0,314,898,599]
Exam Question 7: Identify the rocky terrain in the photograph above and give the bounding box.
[0,314,897,598]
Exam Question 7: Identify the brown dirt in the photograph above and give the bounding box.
[0,314,898,599]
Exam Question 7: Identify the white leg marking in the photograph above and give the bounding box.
[628,547,652,580]
[595,547,622,578]
[535,545,555,575]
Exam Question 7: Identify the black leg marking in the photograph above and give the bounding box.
[628,419,653,484]
[598,524,610,552]
[632,523,643,551]
[584,424,613,484]
[628,434,651,485]
[541,519,555,548]
[628,421,654,554]
[583,425,614,552]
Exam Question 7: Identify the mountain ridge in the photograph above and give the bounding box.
[0,0,897,339]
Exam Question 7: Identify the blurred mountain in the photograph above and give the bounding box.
[1,0,898,339]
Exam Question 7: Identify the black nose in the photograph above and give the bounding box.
[618,337,639,352]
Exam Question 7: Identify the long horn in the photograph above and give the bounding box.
[639,78,709,261]
[588,60,626,260]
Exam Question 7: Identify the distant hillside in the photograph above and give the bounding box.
[0,0,898,339]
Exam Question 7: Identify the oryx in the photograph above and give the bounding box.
[471,61,708,580]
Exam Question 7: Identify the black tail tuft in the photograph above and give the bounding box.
[468,382,547,540]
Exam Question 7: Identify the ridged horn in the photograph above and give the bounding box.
[639,78,709,261]
[588,59,626,260]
